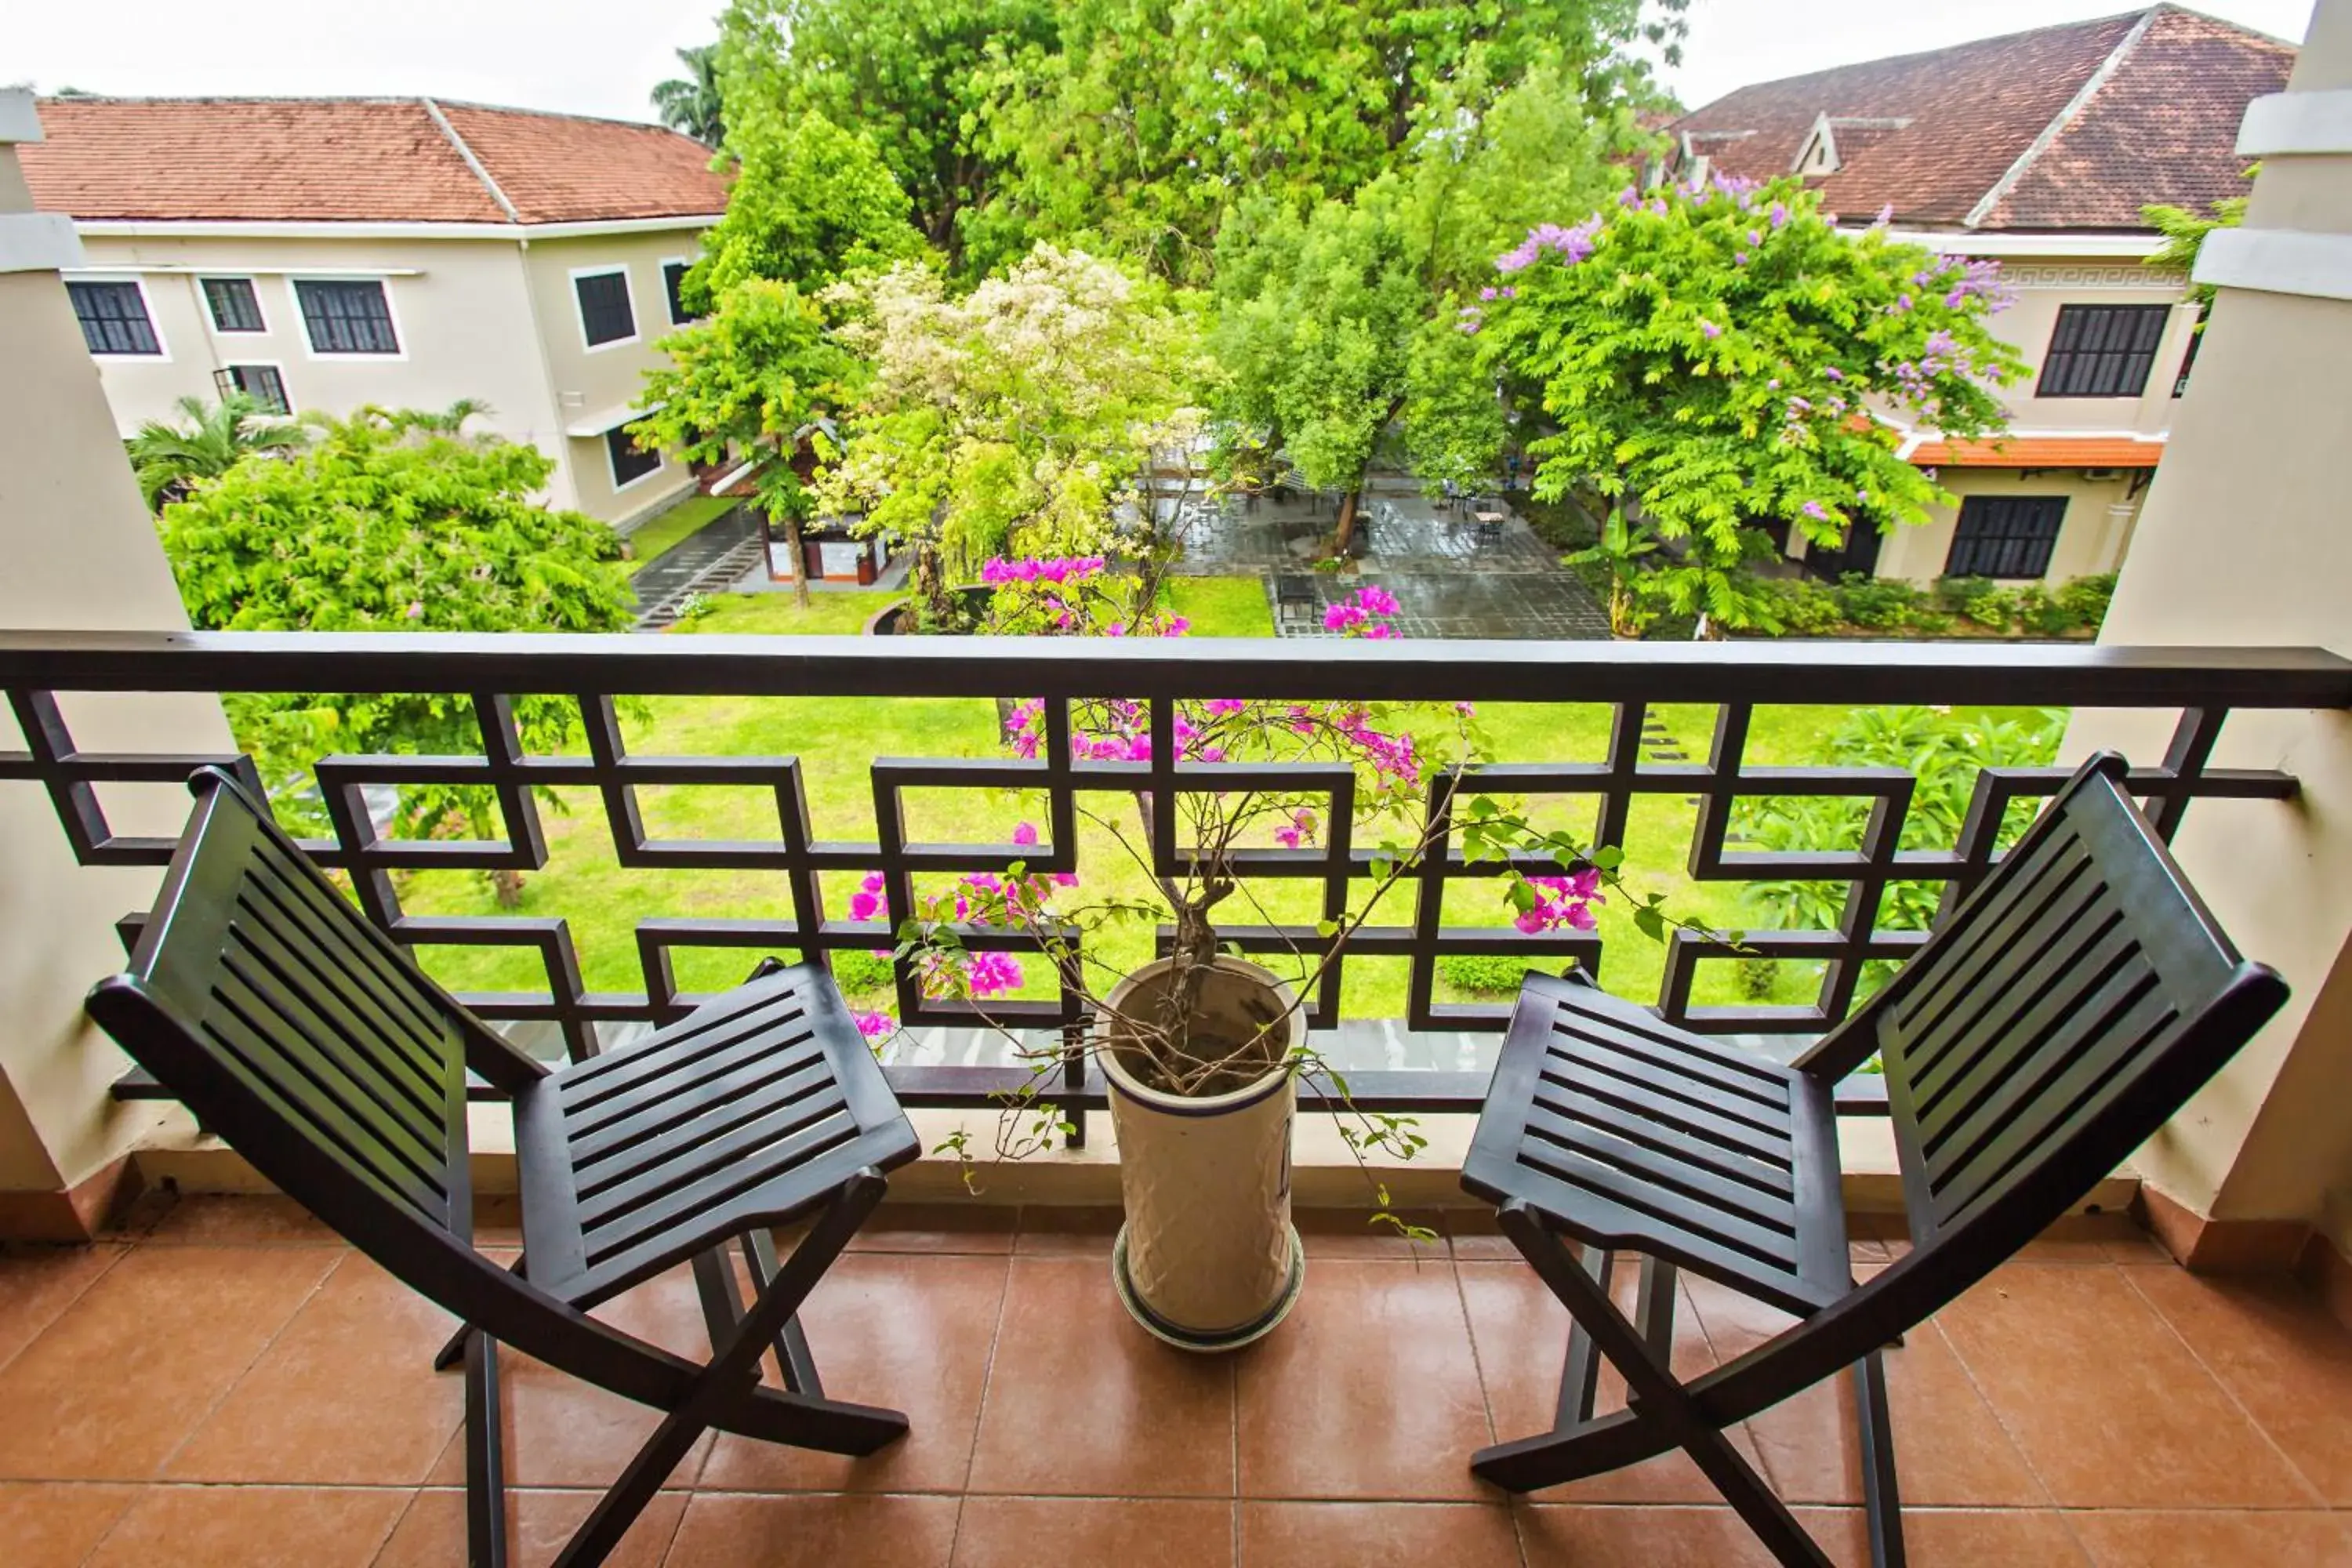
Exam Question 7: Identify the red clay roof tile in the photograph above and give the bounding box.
[20,97,728,226]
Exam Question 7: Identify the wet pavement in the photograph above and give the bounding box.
[627,504,762,627]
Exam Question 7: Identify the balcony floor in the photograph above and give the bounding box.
[2,1196,2349,1566]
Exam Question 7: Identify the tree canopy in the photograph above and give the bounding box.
[1479,175,2026,629]
[126,393,309,511]
[687,103,931,311]
[652,43,727,147]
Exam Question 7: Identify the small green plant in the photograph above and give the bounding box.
[1832,574,1947,633]
[672,592,718,625]
[1749,576,1844,636]
[1735,954,1779,1000]
[1934,575,2012,630]
[1437,953,1539,996]
[827,950,896,995]
[2012,584,2075,637]
[2055,572,2117,633]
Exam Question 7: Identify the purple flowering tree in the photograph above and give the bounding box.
[1476,174,2027,631]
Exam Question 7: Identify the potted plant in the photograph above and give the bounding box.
[851,559,1682,1348]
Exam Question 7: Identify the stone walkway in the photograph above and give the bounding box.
[1175,485,1612,641]
[627,505,762,629]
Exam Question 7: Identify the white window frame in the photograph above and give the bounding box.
[200,275,270,335]
[220,361,294,415]
[603,426,666,492]
[659,255,699,325]
[570,263,641,353]
[64,274,170,360]
[288,275,408,361]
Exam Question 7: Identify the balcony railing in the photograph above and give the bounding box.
[5,629,2346,1138]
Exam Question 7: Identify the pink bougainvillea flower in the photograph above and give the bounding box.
[964,951,1024,996]
[852,1010,894,1041]
[1011,822,1039,848]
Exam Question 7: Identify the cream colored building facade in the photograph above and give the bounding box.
[63,220,710,529]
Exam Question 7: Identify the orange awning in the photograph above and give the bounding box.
[1907,436,2165,468]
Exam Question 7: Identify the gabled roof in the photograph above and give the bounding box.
[1668,5,2294,231]
[20,96,730,227]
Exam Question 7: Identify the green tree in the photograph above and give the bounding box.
[717,0,1060,271]
[125,393,309,511]
[652,42,727,147]
[817,245,1206,619]
[2143,163,2258,322]
[975,0,1684,281]
[688,104,930,311]
[631,278,858,609]
[155,408,634,904]
[1480,176,2026,631]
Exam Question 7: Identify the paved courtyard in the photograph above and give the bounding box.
[1173,483,1611,641]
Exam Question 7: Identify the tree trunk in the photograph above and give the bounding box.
[491,867,524,909]
[914,543,950,627]
[1333,489,1362,559]
[784,511,811,609]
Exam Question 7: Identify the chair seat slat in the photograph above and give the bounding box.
[1533,1068,1793,1168]
[1907,875,2118,1100]
[564,1025,824,1142]
[1515,1133,1802,1271]
[579,1105,862,1267]
[575,1088,851,1229]
[245,836,455,1061]
[1542,1044,1791,1142]
[560,995,810,1113]
[1522,1102,1799,1233]
[1549,1016,1793,1117]
[1534,1083,1796,1196]
[1896,830,2093,1058]
[572,1057,837,1187]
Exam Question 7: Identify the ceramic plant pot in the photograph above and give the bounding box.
[1100,955,1305,1350]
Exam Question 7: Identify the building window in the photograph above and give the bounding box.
[2035,303,2172,398]
[2174,325,2203,398]
[662,260,698,325]
[575,269,637,347]
[295,280,401,354]
[606,426,662,488]
[67,281,161,355]
[202,278,266,333]
[214,364,291,415]
[1945,495,2067,579]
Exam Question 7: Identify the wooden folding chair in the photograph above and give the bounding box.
[1461,753,2288,1566]
[86,768,920,1568]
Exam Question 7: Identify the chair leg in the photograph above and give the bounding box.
[551,1168,905,1568]
[1470,1202,1842,1568]
[463,1330,508,1568]
[1853,1351,1906,1568]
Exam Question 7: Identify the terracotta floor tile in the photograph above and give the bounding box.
[660,1492,959,1567]
[1682,1273,2049,1507]
[700,1252,1009,1493]
[428,1263,716,1491]
[1934,1263,2319,1508]
[1458,1260,1773,1504]
[954,1496,1235,1567]
[169,1254,465,1484]
[1235,1258,1490,1501]
[0,1482,141,1568]
[2067,1508,2352,1566]
[0,1242,124,1370]
[968,1257,1234,1497]
[84,1484,408,1567]
[373,1486,685,1568]
[1886,1508,2089,1567]
[1515,1503,1860,1566]
[2124,1266,2352,1504]
[846,1203,1018,1254]
[1240,1500,1518,1566]
[0,1244,337,1479]
[1012,1206,1122,1256]
[134,1193,345,1246]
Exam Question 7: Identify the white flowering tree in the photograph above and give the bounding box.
[816,244,1208,621]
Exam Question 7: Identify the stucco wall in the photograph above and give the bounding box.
[1874,468,2143,584]
[2065,0,2352,1232]
[0,118,226,1212]
[1983,269,2199,437]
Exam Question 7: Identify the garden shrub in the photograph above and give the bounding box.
[1736,955,1779,1000]
[1750,576,1844,636]
[2012,584,2076,637]
[2055,572,2117,633]
[1438,953,1537,996]
[829,950,898,995]
[1934,575,2013,630]
[1832,574,1947,632]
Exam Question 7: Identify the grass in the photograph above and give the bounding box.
[621,494,737,575]
[383,577,2044,1024]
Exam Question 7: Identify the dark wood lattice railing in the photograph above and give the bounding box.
[4,630,2344,1136]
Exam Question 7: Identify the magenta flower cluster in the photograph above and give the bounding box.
[979,556,1107,585]
[1495,216,1602,274]
[1322,584,1403,638]
[1515,870,1604,935]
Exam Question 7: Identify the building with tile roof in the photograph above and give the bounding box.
[21,97,735,530]
[1667,7,2294,586]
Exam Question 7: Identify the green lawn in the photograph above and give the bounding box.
[621,494,738,575]
[386,579,2038,1022]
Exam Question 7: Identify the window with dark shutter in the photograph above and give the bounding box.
[67,281,162,355]
[202,278,266,333]
[2174,325,2203,398]
[219,365,292,415]
[575,270,638,347]
[2035,304,2172,398]
[1944,495,2068,579]
[294,281,401,354]
[607,426,662,488]
[662,260,697,325]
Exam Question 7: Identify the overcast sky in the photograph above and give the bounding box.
[2,1,2320,125]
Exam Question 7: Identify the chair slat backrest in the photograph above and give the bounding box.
[1867,756,2287,1253]
[87,769,482,1243]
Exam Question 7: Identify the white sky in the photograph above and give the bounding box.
[0,1,2321,125]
